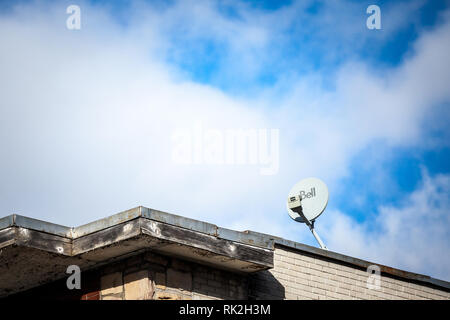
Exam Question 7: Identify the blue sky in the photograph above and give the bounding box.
[0,0,449,281]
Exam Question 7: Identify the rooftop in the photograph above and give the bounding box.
[0,206,448,297]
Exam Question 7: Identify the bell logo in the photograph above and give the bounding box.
[299,187,316,200]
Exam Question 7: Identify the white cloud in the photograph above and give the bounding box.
[0,1,449,280]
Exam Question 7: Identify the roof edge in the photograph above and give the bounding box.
[1,207,449,291]
[0,214,72,238]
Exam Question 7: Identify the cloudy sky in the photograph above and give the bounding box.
[0,0,449,281]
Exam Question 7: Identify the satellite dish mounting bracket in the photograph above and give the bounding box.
[292,200,328,250]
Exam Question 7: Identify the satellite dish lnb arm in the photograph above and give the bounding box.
[288,195,312,225]
[288,195,328,250]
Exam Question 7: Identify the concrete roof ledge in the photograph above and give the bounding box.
[0,206,274,297]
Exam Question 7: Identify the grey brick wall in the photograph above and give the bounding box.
[249,245,450,300]
[10,245,449,300]
[99,251,248,300]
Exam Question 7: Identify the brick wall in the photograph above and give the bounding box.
[98,251,248,300]
[249,245,450,300]
[6,246,449,300]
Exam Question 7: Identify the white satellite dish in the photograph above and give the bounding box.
[287,177,329,250]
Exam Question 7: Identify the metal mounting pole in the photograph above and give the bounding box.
[298,211,328,250]
[308,221,328,250]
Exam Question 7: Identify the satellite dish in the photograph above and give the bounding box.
[287,177,329,250]
[287,177,329,222]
